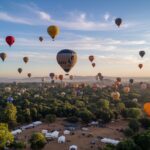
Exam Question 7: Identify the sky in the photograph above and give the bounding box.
[0,0,150,78]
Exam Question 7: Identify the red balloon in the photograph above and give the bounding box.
[6,36,15,47]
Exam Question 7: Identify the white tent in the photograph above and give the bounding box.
[45,131,59,139]
[33,121,42,126]
[64,130,70,135]
[82,127,89,131]
[101,138,120,145]
[21,124,34,130]
[42,130,48,134]
[69,145,78,150]
[11,129,22,135]
[58,135,66,143]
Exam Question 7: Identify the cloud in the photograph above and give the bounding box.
[0,3,134,31]
[104,13,110,21]
[38,11,51,21]
[0,12,32,25]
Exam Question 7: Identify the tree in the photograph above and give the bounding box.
[134,130,150,150]
[0,123,14,149]
[45,114,56,124]
[23,108,31,122]
[100,99,110,110]
[30,132,46,150]
[139,117,150,129]
[127,108,142,119]
[96,109,113,123]
[4,103,17,126]
[128,119,140,132]
[79,109,95,123]
[31,107,38,121]
[123,128,134,137]
[12,141,26,149]
[116,139,140,150]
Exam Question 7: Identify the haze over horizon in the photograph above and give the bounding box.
[0,0,150,78]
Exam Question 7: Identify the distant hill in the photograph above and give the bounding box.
[0,76,149,83]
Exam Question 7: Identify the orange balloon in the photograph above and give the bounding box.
[144,102,150,116]
[59,75,63,81]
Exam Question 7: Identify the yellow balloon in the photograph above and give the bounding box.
[47,25,59,40]
[111,92,120,101]
[123,86,130,93]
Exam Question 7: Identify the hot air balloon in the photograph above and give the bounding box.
[141,83,147,90]
[49,73,55,80]
[111,92,120,101]
[92,63,96,67]
[57,49,77,74]
[116,77,121,83]
[47,25,59,40]
[6,36,15,47]
[39,36,43,42]
[129,79,134,84]
[123,86,130,94]
[23,57,29,64]
[98,73,102,77]
[89,55,94,62]
[144,102,150,116]
[0,53,7,61]
[27,73,31,78]
[59,75,63,81]
[7,96,14,102]
[18,68,22,74]
[70,75,73,80]
[139,51,145,58]
[138,64,143,69]
[115,18,122,27]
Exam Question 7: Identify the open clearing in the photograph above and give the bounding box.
[17,118,128,150]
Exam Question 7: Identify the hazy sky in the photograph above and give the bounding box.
[0,0,150,78]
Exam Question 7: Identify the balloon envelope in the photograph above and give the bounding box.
[111,92,120,101]
[47,25,59,40]
[144,102,150,116]
[6,36,15,46]
[49,73,55,80]
[18,68,22,74]
[28,73,31,78]
[89,55,94,62]
[23,57,29,64]
[138,64,143,69]
[59,75,63,81]
[139,51,145,58]
[0,53,7,61]
[57,49,77,73]
[39,36,43,42]
[115,18,122,27]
